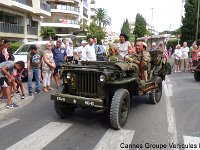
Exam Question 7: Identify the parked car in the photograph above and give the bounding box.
[13,41,55,81]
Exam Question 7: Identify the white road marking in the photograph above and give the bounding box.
[0,118,19,129]
[183,136,200,150]
[163,77,179,150]
[6,122,72,150]
[93,129,135,150]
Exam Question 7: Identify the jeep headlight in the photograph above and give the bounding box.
[66,72,72,79]
[99,74,106,82]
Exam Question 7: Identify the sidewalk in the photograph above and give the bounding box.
[0,83,33,111]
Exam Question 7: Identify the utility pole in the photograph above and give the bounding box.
[150,8,153,50]
[196,0,200,42]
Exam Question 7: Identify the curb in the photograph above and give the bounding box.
[0,83,34,111]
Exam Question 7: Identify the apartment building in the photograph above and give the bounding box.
[0,0,51,42]
[90,0,96,22]
[41,0,91,36]
[103,30,120,45]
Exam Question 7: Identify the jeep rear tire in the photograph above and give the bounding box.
[54,101,75,118]
[194,70,200,81]
[110,89,130,130]
[149,81,162,104]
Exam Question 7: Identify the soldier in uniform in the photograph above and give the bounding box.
[107,43,123,61]
[125,41,151,81]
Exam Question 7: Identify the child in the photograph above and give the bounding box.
[13,69,25,99]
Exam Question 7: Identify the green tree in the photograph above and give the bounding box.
[87,22,105,43]
[80,22,89,35]
[120,18,135,41]
[121,18,131,36]
[133,13,147,39]
[40,27,56,40]
[181,0,199,42]
[92,8,111,27]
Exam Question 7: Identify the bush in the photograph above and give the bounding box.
[167,39,178,50]
[8,42,23,53]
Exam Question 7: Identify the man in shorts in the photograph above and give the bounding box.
[181,42,189,72]
[0,61,25,108]
[174,45,182,73]
[52,40,67,89]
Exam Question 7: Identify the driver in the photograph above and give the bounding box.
[125,41,151,81]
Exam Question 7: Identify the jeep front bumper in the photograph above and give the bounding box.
[51,93,104,108]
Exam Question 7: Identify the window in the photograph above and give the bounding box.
[57,4,62,10]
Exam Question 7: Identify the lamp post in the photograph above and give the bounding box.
[196,0,200,42]
[150,8,153,50]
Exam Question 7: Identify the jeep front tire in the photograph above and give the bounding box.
[194,70,200,81]
[110,89,130,130]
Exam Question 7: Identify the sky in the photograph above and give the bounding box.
[96,0,184,33]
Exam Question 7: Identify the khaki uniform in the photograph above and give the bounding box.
[107,54,123,61]
[127,51,151,64]
[126,51,151,81]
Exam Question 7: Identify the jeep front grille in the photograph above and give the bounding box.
[76,72,98,96]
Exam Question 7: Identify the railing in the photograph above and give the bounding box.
[83,0,88,7]
[0,22,24,34]
[40,1,51,12]
[53,4,80,12]
[83,12,88,18]
[44,19,79,25]
[14,0,32,7]
[27,26,38,35]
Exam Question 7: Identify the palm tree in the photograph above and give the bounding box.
[92,8,111,27]
[40,27,56,40]
[80,22,89,33]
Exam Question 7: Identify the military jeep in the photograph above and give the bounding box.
[51,50,170,129]
[194,58,200,81]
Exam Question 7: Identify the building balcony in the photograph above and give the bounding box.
[40,1,51,12]
[73,0,81,3]
[83,12,88,18]
[14,0,32,7]
[0,22,24,34]
[27,26,38,35]
[32,1,51,17]
[51,5,80,16]
[47,0,81,3]
[41,19,80,28]
[11,0,33,12]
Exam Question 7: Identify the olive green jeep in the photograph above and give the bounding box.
[194,59,200,81]
[51,50,171,129]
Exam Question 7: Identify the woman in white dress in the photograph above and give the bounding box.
[117,34,133,58]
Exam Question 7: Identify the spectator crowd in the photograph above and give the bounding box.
[173,41,200,73]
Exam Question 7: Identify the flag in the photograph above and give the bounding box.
[164,50,168,61]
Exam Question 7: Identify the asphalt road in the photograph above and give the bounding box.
[0,72,199,150]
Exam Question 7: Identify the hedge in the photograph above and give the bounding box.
[8,42,23,53]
